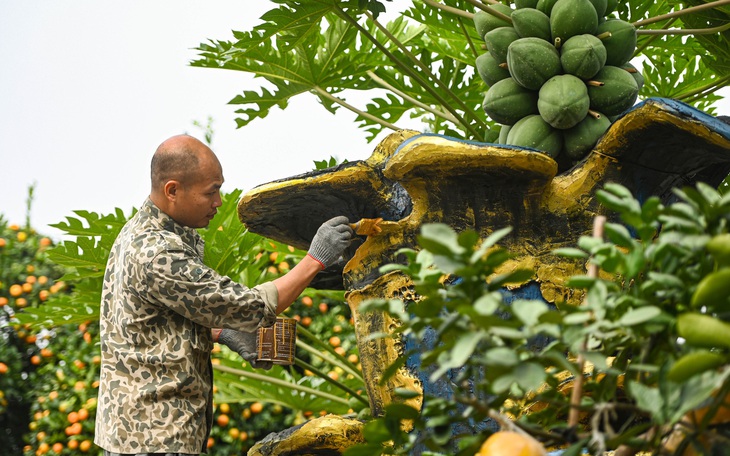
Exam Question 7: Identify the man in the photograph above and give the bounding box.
[94,134,353,455]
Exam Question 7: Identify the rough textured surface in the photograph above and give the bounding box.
[237,98,730,455]
[247,415,364,456]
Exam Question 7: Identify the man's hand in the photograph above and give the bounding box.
[216,329,273,370]
[307,215,353,269]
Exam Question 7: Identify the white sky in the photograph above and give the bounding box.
[1,1,728,239]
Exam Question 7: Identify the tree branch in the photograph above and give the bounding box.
[312,86,400,132]
[632,0,730,27]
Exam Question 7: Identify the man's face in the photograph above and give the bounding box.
[173,157,224,229]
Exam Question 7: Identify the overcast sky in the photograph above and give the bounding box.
[1,1,728,239]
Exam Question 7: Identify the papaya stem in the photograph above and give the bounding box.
[363,10,487,136]
[587,80,605,87]
[632,0,730,27]
[595,31,612,40]
[312,86,400,131]
[679,74,730,104]
[554,37,562,49]
[588,110,602,119]
[366,70,461,125]
[458,15,481,59]
[422,0,473,19]
[498,62,508,69]
[636,22,730,35]
[634,18,677,56]
[293,358,370,407]
[464,0,513,24]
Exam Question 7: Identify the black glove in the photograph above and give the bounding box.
[217,329,273,370]
[307,216,353,269]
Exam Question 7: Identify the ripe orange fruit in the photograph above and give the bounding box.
[39,237,52,247]
[36,431,46,441]
[348,354,359,364]
[15,298,28,308]
[26,264,35,273]
[9,284,22,297]
[0,297,7,307]
[79,440,92,452]
[38,276,48,285]
[30,355,41,365]
[73,359,86,369]
[22,283,33,293]
[250,401,264,414]
[37,442,50,455]
[216,414,229,427]
[301,316,312,327]
[8,224,19,231]
[40,348,53,358]
[67,411,79,423]
[476,431,546,456]
[17,232,27,242]
[77,408,89,421]
[329,336,341,348]
[67,440,79,450]
[25,275,37,284]
[319,302,329,313]
[228,428,240,439]
[26,334,37,344]
[334,346,346,356]
[239,430,249,442]
[301,296,313,307]
[218,403,230,414]
[66,422,82,436]
[49,391,58,400]
[207,437,215,449]
[327,371,340,381]
[0,362,8,374]
[0,238,6,248]
[39,290,49,301]
[52,442,63,453]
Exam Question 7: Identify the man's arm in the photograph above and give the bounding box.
[271,254,323,314]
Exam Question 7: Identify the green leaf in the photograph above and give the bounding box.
[418,223,466,256]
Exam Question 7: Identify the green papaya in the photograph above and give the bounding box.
[537,0,560,16]
[691,268,730,311]
[485,27,521,64]
[511,8,551,42]
[516,0,540,8]
[498,124,512,144]
[473,4,514,39]
[587,0,607,18]
[597,19,637,67]
[563,111,611,160]
[506,114,563,158]
[677,312,730,349]
[605,0,619,15]
[707,233,730,267]
[476,52,511,87]
[560,34,607,80]
[538,74,590,129]
[587,65,639,116]
[550,0,598,46]
[482,77,540,125]
[507,37,561,90]
[667,350,727,383]
[622,62,644,91]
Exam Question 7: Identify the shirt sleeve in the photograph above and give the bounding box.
[144,246,278,332]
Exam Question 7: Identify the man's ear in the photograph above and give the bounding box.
[163,180,180,201]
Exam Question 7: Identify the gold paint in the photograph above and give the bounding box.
[247,414,364,456]
[345,271,423,419]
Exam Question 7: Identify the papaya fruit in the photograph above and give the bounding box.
[587,0,607,18]
[538,74,590,129]
[537,0,560,16]
[498,124,512,144]
[476,52,511,87]
[473,4,514,39]
[560,34,607,80]
[563,111,611,160]
[605,0,619,15]
[482,78,540,125]
[485,27,521,64]
[507,37,561,90]
[550,0,598,46]
[667,350,727,383]
[691,268,730,311]
[511,8,551,42]
[707,233,730,267]
[597,19,637,67]
[516,0,540,8]
[586,65,639,116]
[677,312,730,350]
[622,62,644,91]
[506,114,563,158]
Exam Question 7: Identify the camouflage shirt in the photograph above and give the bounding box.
[94,198,278,454]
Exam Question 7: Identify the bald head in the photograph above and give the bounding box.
[149,135,225,228]
[151,135,217,191]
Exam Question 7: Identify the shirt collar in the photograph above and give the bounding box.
[141,198,203,252]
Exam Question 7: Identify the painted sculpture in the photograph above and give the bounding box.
[240,98,730,455]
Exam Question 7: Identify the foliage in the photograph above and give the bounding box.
[191,0,729,144]
[3,188,364,454]
[346,182,730,455]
